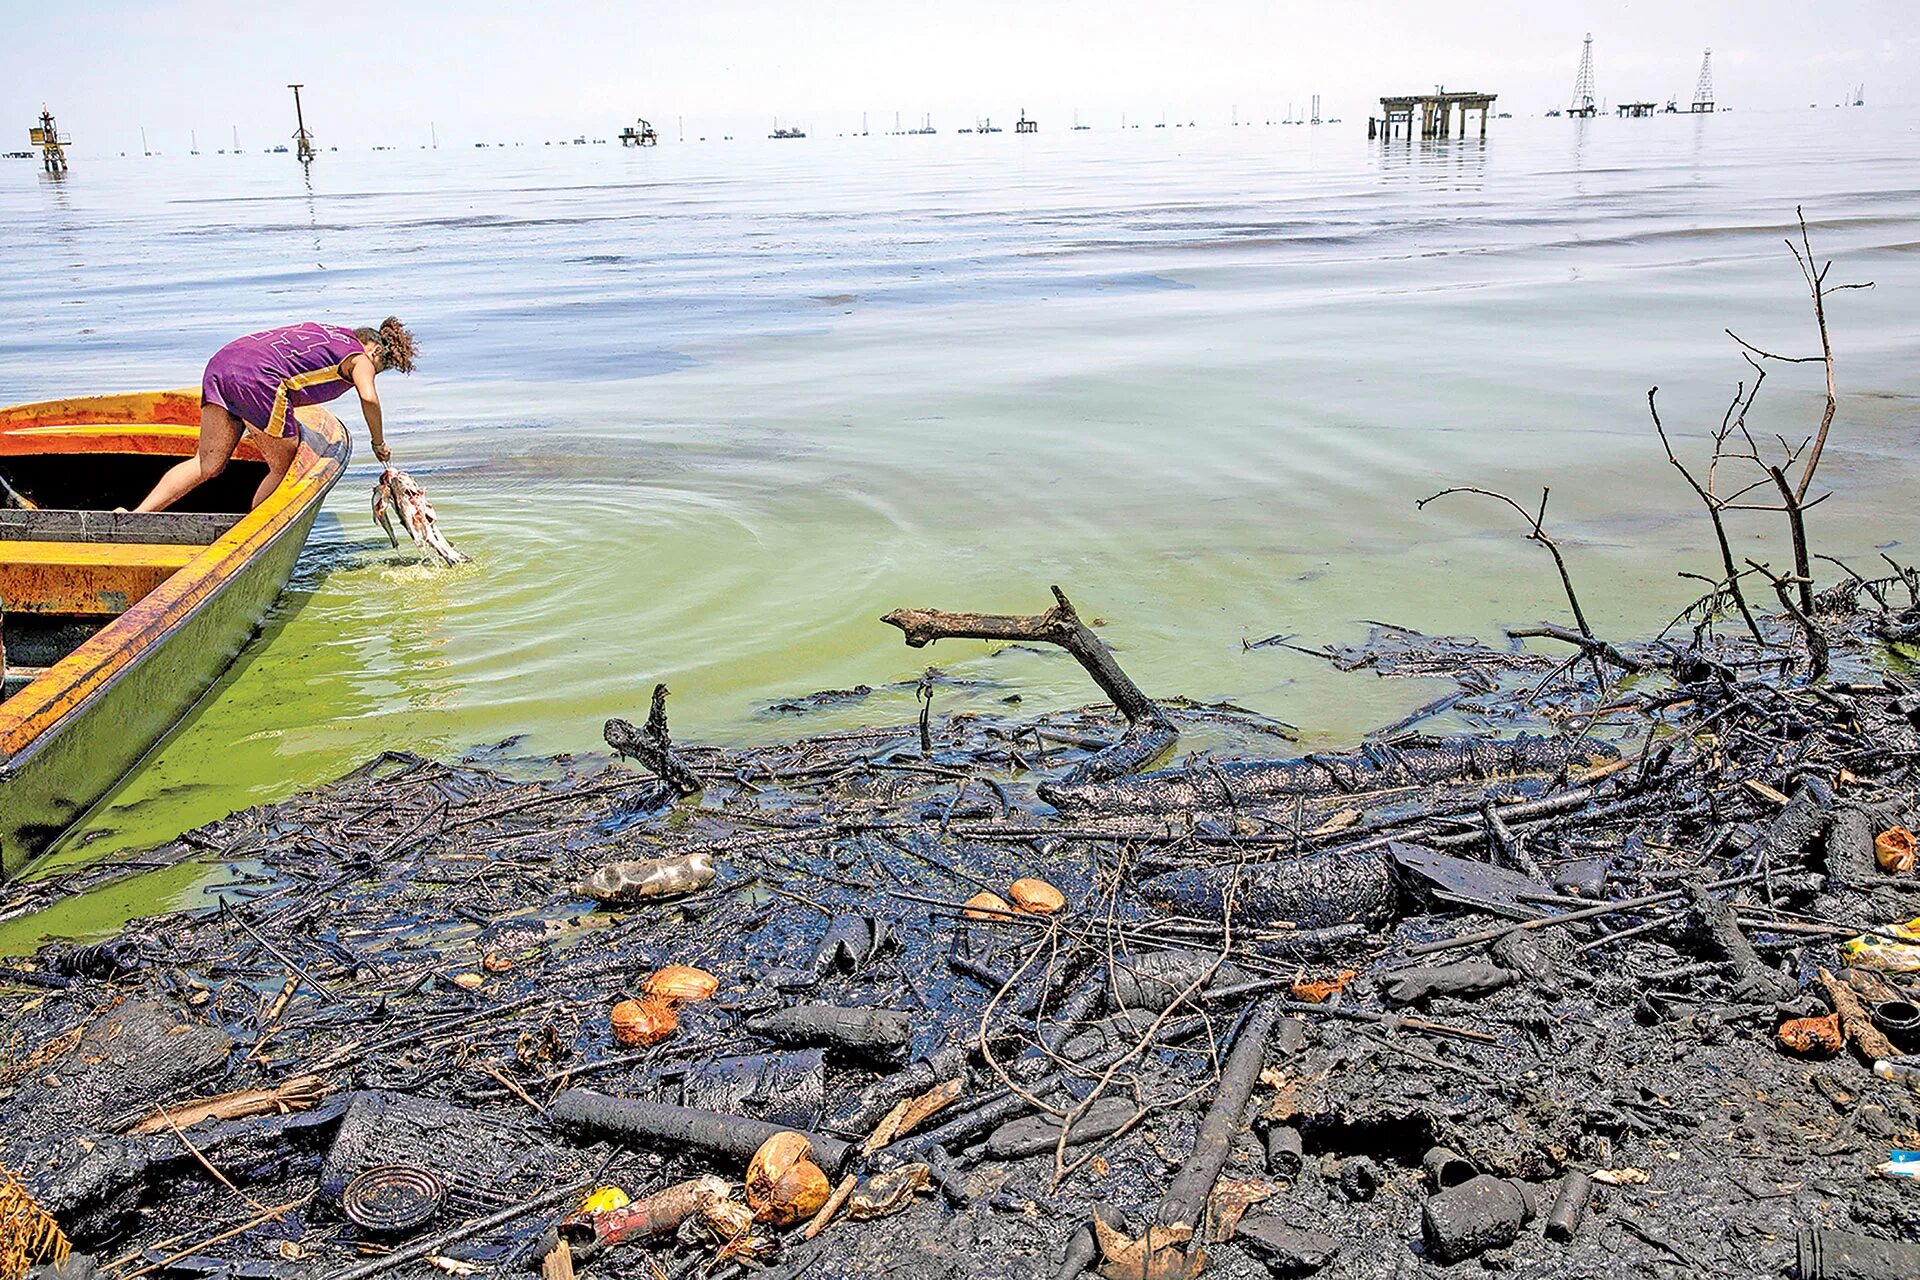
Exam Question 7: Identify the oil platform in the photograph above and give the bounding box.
[28,105,68,174]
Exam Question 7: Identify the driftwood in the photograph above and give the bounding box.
[744,1004,912,1060]
[1380,960,1518,1006]
[1039,733,1611,817]
[1818,968,1899,1063]
[1685,882,1796,1002]
[604,684,704,795]
[984,1097,1139,1160]
[1745,776,1835,867]
[127,1075,329,1135]
[1825,802,1902,892]
[883,586,1176,784]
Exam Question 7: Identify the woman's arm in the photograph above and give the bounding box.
[349,356,392,463]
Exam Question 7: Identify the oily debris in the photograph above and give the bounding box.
[3,594,1920,1280]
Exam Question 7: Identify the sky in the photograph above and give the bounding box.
[5,0,1916,152]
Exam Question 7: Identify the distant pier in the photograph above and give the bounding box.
[1371,90,1496,140]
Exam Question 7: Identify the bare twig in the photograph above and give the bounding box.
[1745,560,1829,680]
[1418,485,1613,685]
[1647,386,1763,642]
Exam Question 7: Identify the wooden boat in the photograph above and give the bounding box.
[0,390,350,877]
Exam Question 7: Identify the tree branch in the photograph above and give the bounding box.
[1417,485,1595,641]
[882,586,1177,784]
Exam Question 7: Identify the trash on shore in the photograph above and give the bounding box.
[5,576,1920,1279]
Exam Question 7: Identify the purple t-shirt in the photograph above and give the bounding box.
[201,322,365,438]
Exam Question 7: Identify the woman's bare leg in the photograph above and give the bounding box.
[135,403,243,512]
[249,429,298,508]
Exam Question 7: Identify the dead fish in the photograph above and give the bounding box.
[371,467,470,565]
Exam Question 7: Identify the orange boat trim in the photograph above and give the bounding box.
[0,389,348,762]
[0,540,201,615]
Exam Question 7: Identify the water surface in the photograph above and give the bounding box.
[1,110,1915,936]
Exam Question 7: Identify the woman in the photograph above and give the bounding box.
[136,317,416,512]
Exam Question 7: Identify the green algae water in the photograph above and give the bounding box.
[2,110,1916,946]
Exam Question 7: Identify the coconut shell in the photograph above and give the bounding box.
[610,997,679,1046]
[1009,877,1066,914]
[746,1132,830,1225]
[644,964,720,1003]
[963,891,1014,920]
[1876,827,1916,874]
[1777,1013,1843,1055]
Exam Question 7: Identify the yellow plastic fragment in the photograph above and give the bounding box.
[1841,917,1920,972]
[579,1185,631,1214]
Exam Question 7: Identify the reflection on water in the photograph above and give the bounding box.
[0,111,1914,940]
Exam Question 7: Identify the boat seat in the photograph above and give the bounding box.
[0,540,199,615]
[0,508,241,545]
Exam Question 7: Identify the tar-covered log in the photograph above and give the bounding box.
[1744,776,1834,868]
[745,1004,913,1061]
[547,1091,854,1173]
[1138,848,1396,930]
[883,586,1176,784]
[1683,881,1795,1002]
[1040,733,1612,816]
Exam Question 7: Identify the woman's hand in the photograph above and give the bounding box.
[373,440,392,464]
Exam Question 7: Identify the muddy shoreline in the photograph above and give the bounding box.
[5,589,1920,1280]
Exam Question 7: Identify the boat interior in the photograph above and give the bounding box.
[0,454,262,700]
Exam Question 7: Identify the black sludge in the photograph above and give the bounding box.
[1038,732,1611,816]
[1137,847,1395,929]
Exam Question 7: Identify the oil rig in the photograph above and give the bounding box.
[619,118,660,146]
[1371,87,1498,140]
[1568,33,1598,118]
[28,105,68,174]
[1691,49,1715,113]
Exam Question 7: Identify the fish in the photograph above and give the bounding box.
[371,467,470,565]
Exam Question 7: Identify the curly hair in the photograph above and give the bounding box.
[354,316,418,374]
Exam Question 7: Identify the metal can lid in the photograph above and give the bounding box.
[344,1164,446,1235]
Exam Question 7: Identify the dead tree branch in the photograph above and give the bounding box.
[1718,208,1873,608]
[605,684,705,795]
[1505,624,1641,673]
[1745,560,1829,680]
[1647,386,1764,642]
[883,586,1177,784]
[1416,486,1612,685]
